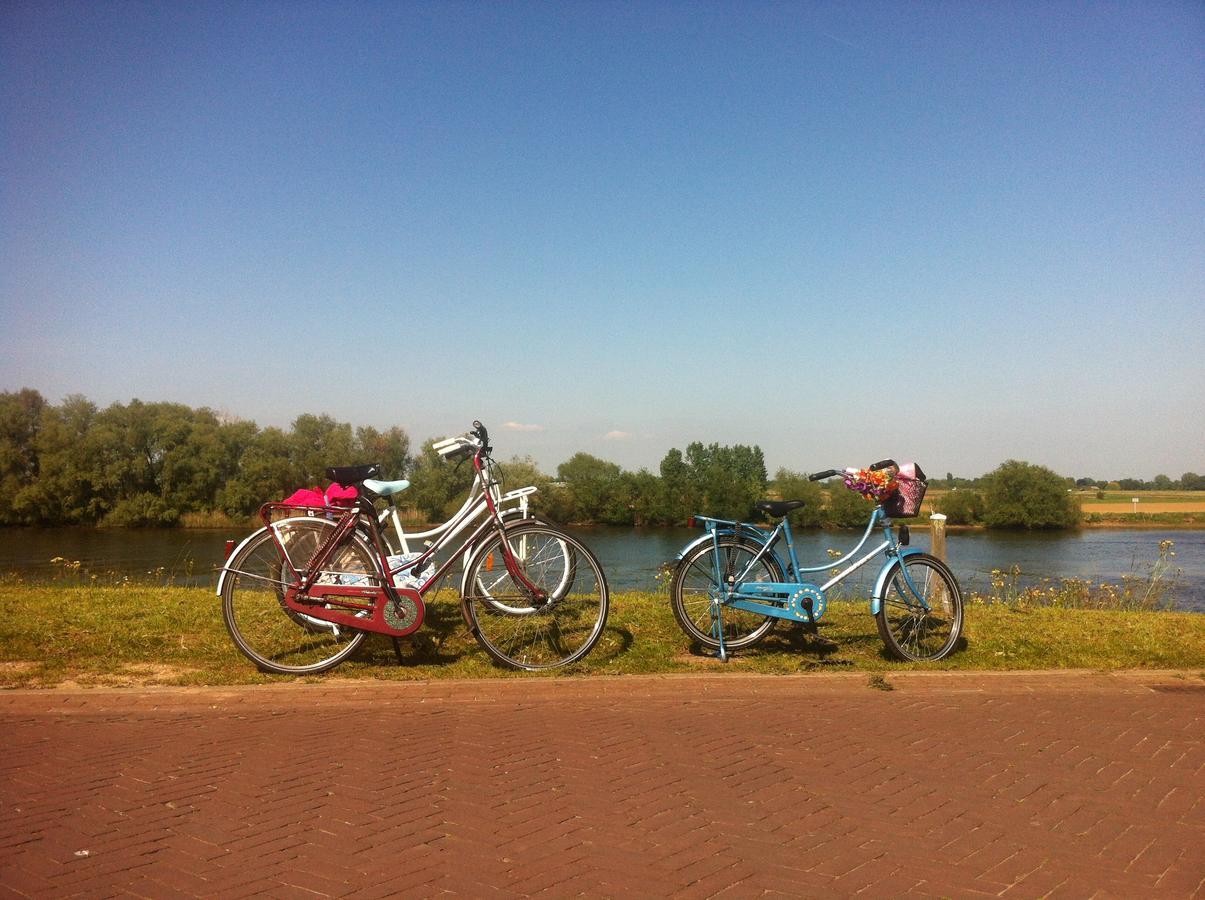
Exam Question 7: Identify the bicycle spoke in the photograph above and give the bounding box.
[222,521,370,674]
[670,537,779,652]
[877,555,963,662]
[465,526,608,670]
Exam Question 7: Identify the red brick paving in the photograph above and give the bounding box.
[0,671,1202,898]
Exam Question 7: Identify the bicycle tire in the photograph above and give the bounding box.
[670,535,781,651]
[462,524,609,670]
[221,520,373,675]
[875,553,964,662]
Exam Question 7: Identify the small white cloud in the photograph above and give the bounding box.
[502,421,545,432]
[603,430,631,440]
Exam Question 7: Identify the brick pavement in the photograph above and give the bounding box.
[0,671,1202,898]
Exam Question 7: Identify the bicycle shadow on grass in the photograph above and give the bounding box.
[346,597,634,672]
[580,624,633,666]
[683,624,856,667]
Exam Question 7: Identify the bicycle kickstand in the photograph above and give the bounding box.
[710,596,729,663]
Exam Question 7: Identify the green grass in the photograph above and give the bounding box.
[1,582,1202,689]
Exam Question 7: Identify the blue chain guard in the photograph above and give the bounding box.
[731,582,828,623]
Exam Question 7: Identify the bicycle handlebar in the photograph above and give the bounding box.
[809,459,898,482]
[433,422,493,464]
[472,420,491,452]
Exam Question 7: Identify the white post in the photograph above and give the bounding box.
[929,513,948,562]
[1132,497,1139,513]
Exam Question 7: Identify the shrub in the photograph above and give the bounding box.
[981,460,1081,529]
[934,489,984,525]
[824,482,873,528]
[102,493,180,527]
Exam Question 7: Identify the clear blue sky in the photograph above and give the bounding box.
[2,1,1202,480]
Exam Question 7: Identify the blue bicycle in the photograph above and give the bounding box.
[669,460,964,662]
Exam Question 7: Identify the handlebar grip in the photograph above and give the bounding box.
[869,459,897,472]
[809,469,840,482]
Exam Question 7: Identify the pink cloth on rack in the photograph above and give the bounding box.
[281,488,326,507]
[324,483,358,506]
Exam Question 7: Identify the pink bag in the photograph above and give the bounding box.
[324,483,358,506]
[280,482,359,508]
[282,487,326,507]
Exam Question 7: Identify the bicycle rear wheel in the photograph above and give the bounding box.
[221,520,372,675]
[462,524,608,670]
[670,536,781,651]
[875,553,964,662]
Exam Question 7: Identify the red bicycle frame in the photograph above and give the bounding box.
[259,431,546,639]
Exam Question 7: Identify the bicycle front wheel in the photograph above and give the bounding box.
[221,520,372,675]
[875,553,964,662]
[670,536,781,651]
[462,524,609,670]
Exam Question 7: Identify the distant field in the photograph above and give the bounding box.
[1077,490,1205,514]
[1083,490,1203,503]
[921,489,1205,520]
[1085,501,1205,514]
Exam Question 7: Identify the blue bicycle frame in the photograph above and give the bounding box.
[684,507,928,659]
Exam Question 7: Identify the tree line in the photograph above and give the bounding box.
[0,389,409,526]
[2,389,1192,530]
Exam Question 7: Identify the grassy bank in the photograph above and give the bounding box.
[1,583,1201,689]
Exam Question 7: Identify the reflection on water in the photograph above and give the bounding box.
[1,525,1202,612]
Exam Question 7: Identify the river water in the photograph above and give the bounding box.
[1,526,1201,612]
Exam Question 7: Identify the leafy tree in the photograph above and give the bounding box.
[1180,472,1205,491]
[681,441,767,519]
[980,460,1081,529]
[289,414,357,484]
[1152,474,1174,490]
[16,395,99,524]
[768,469,825,528]
[1117,478,1145,491]
[658,448,697,524]
[556,453,626,523]
[157,408,246,513]
[494,455,549,497]
[0,389,47,524]
[216,426,295,516]
[824,481,873,528]
[407,439,475,521]
[625,469,666,526]
[354,426,411,480]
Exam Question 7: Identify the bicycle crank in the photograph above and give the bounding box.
[787,586,827,623]
[384,594,420,630]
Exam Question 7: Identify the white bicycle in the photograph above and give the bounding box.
[364,434,561,597]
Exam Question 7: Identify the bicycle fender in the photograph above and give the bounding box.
[215,519,332,596]
[869,548,926,615]
[215,525,272,596]
[674,527,786,571]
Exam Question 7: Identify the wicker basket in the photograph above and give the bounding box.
[881,463,927,518]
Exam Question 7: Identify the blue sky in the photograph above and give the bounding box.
[2,1,1202,480]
